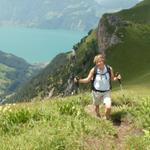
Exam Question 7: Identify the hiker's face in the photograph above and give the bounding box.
[96,58,104,67]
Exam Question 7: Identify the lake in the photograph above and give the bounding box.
[0,27,86,63]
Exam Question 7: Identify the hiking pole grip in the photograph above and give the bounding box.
[74,76,80,94]
[75,76,80,87]
[118,79,121,84]
[115,72,121,84]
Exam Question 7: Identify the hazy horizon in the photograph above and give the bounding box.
[0,0,141,64]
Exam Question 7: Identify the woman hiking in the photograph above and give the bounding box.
[74,54,121,120]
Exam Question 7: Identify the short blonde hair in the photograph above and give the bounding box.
[93,54,105,64]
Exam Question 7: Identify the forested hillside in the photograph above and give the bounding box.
[7,0,150,103]
[0,50,41,100]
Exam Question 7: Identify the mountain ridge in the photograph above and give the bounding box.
[0,0,140,31]
[6,0,150,103]
[0,50,42,99]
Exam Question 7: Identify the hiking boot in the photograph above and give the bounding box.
[96,113,101,118]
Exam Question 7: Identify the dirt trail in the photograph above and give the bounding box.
[84,105,143,150]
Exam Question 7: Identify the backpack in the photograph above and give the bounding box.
[91,65,112,92]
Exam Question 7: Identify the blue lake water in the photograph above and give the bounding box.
[0,27,86,63]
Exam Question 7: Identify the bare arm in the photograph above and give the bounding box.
[75,68,94,84]
[110,67,121,81]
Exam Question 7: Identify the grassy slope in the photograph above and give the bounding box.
[116,0,150,24]
[106,24,150,84]
[0,50,41,96]
[1,1,150,149]
[105,0,150,89]
[6,0,150,104]
[0,64,15,94]
[10,29,98,102]
[0,90,150,150]
[10,0,150,102]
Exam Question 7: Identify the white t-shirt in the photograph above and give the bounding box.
[93,65,110,91]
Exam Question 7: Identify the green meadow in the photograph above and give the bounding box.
[0,87,150,150]
[0,0,150,149]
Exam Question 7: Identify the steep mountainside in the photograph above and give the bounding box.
[97,0,150,83]
[0,0,139,31]
[6,29,98,103]
[7,0,150,103]
[0,50,41,98]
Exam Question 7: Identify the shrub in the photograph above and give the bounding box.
[130,97,150,129]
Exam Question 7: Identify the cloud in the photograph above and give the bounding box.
[94,0,104,4]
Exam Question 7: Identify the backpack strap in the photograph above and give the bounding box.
[91,65,112,91]
[106,65,112,89]
[91,66,97,91]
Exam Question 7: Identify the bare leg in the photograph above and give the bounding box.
[104,95,111,120]
[95,105,100,117]
[105,107,111,120]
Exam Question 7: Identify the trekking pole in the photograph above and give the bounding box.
[74,76,85,107]
[115,72,123,91]
[115,72,125,97]
[118,79,123,91]
[74,76,80,94]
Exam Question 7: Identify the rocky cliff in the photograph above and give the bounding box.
[6,0,150,103]
[97,14,130,54]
